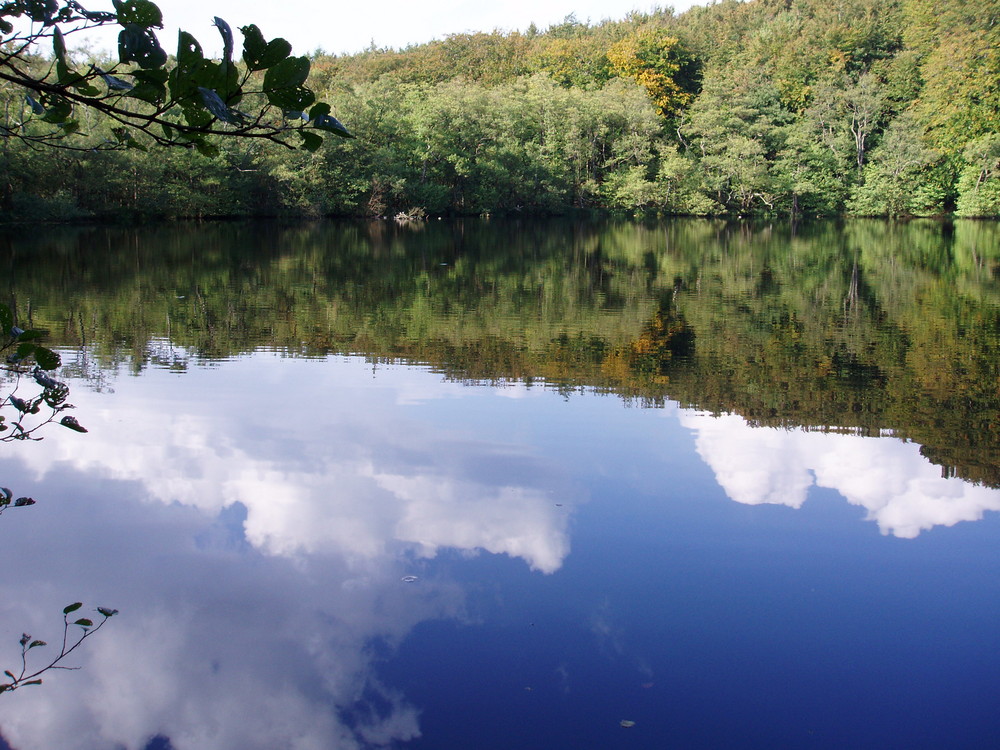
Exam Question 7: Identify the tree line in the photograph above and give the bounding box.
[2,0,1000,220]
[5,217,1000,485]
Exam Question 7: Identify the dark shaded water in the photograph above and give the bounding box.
[1,218,1000,748]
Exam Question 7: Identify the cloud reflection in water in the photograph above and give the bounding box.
[681,411,1000,537]
[0,355,573,749]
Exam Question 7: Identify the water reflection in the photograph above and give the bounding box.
[1,357,578,749]
[3,218,1000,748]
[682,411,1000,538]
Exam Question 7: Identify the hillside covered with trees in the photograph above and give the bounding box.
[2,0,999,220]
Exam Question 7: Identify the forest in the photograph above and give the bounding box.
[2,0,1000,220]
[4,218,1000,487]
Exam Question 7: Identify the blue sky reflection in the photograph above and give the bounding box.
[0,352,998,748]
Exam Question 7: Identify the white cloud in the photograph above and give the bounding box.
[681,411,1000,537]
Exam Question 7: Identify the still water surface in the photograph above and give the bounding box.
[2,218,1000,748]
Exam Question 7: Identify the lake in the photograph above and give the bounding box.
[2,218,1000,749]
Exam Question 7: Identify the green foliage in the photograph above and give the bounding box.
[0,604,117,694]
[2,0,1000,217]
[0,1,352,152]
[1,302,86,440]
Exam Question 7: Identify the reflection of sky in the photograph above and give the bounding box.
[2,352,1000,748]
[680,411,1000,538]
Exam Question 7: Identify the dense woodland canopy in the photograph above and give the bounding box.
[2,0,1000,220]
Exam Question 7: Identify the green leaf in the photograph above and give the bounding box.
[0,487,11,505]
[193,138,219,158]
[128,68,168,103]
[15,328,45,341]
[118,23,167,69]
[309,103,331,120]
[53,26,67,64]
[313,113,353,138]
[197,87,240,125]
[263,56,314,112]
[213,17,233,62]
[73,619,94,628]
[40,95,71,124]
[28,640,45,649]
[240,25,291,71]
[112,0,162,28]
[63,602,83,614]
[299,130,323,152]
[15,341,36,359]
[33,346,61,370]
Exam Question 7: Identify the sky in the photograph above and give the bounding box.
[67,0,706,57]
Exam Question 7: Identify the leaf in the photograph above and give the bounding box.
[97,608,119,618]
[13,497,35,507]
[25,0,58,24]
[73,619,94,628]
[214,17,234,62]
[0,487,11,504]
[193,138,220,158]
[60,415,88,433]
[112,0,162,28]
[263,56,315,112]
[40,95,71,124]
[15,329,45,341]
[3,672,14,681]
[22,679,42,686]
[63,602,83,615]
[0,305,12,334]
[127,68,168,103]
[24,94,45,115]
[118,23,167,69]
[28,640,45,649]
[197,87,240,125]
[94,67,134,92]
[53,26,67,64]
[299,130,323,152]
[313,114,353,139]
[240,25,292,71]
[33,346,61,370]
